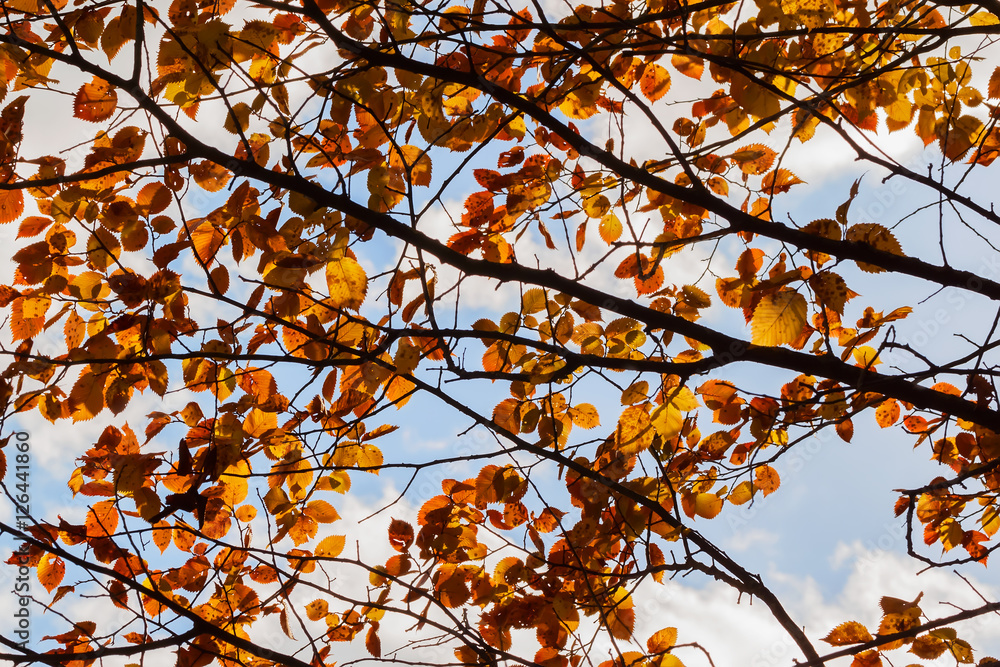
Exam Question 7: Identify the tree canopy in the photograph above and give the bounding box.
[2,0,1000,664]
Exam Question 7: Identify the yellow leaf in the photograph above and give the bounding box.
[305,598,328,621]
[559,82,601,119]
[394,340,422,374]
[392,144,433,187]
[781,0,834,28]
[983,506,1000,537]
[665,386,699,411]
[224,102,252,135]
[522,288,547,314]
[731,71,781,120]
[852,345,881,368]
[650,402,683,440]
[621,381,648,405]
[728,481,754,505]
[970,11,999,25]
[316,535,346,558]
[693,492,723,519]
[567,403,599,429]
[583,194,611,218]
[939,517,962,551]
[751,292,808,346]
[326,256,367,311]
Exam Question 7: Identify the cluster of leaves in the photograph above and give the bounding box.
[821,594,994,667]
[1,0,1000,664]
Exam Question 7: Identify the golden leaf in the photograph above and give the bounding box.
[647,627,678,653]
[567,403,599,429]
[822,620,873,645]
[751,292,808,346]
[693,492,723,519]
[316,535,346,558]
[326,256,368,311]
[305,599,328,621]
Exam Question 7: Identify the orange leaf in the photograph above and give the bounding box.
[875,399,900,428]
[17,216,52,238]
[0,189,24,224]
[640,63,671,102]
[38,553,66,592]
[647,627,678,653]
[754,465,780,496]
[671,53,704,79]
[189,161,232,192]
[850,651,881,667]
[599,213,622,244]
[434,564,470,607]
[822,621,873,645]
[567,403,599,429]
[836,418,854,442]
[731,144,776,175]
[845,223,903,273]
[762,168,804,195]
[86,499,119,537]
[606,588,634,639]
[74,77,118,122]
